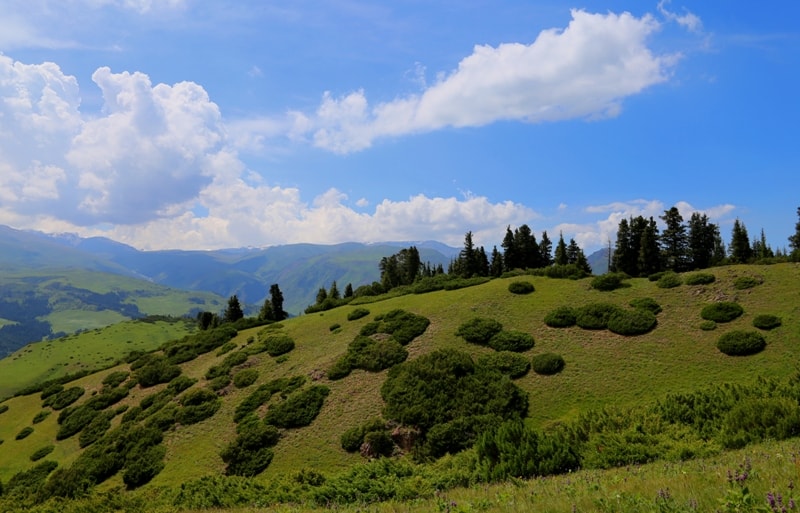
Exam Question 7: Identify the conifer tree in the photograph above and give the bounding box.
[539,231,553,267]
[789,207,800,260]
[554,232,568,266]
[269,284,287,321]
[501,226,520,271]
[344,283,354,298]
[729,219,752,263]
[490,246,504,277]
[660,207,689,272]
[328,281,340,300]
[688,213,717,270]
[637,217,661,276]
[224,295,244,323]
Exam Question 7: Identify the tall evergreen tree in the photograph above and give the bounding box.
[554,232,568,266]
[611,218,634,274]
[752,229,774,260]
[328,281,340,300]
[224,295,244,323]
[458,231,479,277]
[729,219,752,263]
[566,238,580,264]
[659,207,689,272]
[688,213,717,269]
[269,284,287,321]
[344,283,354,298]
[477,246,490,277]
[515,224,541,269]
[490,246,504,277]
[789,207,800,260]
[501,226,520,271]
[637,217,661,276]
[539,231,553,267]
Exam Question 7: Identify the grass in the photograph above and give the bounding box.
[0,263,798,502]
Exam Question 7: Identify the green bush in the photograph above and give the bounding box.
[233,376,306,423]
[264,385,330,428]
[4,460,58,499]
[340,418,386,453]
[0,404,6,415]
[607,309,657,336]
[136,356,182,388]
[327,357,352,380]
[347,308,370,321]
[216,341,238,356]
[177,388,221,425]
[32,410,51,424]
[101,371,130,389]
[720,397,800,449]
[123,444,166,489]
[508,281,535,295]
[648,271,667,282]
[456,317,503,345]
[348,336,408,372]
[57,404,102,440]
[379,309,431,345]
[629,297,662,314]
[544,306,577,328]
[40,383,64,400]
[717,330,766,356]
[701,301,744,323]
[43,386,85,410]
[656,272,682,288]
[208,374,232,391]
[699,320,717,331]
[221,423,281,476]
[575,303,622,330]
[362,430,395,457]
[684,272,716,285]
[16,426,34,440]
[752,314,782,330]
[263,334,295,357]
[167,375,197,395]
[477,351,530,379]
[733,276,760,290]
[233,369,259,388]
[329,323,341,332]
[79,411,113,448]
[532,353,566,375]
[590,273,626,291]
[489,330,535,352]
[30,444,55,461]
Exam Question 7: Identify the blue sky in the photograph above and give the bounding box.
[0,1,798,253]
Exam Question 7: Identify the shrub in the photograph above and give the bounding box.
[378,309,431,345]
[607,309,657,336]
[233,376,306,423]
[264,385,330,428]
[233,369,259,388]
[701,301,744,323]
[4,460,58,498]
[221,423,280,476]
[57,405,101,440]
[263,334,295,357]
[136,356,182,388]
[508,281,535,295]
[699,320,717,331]
[733,276,760,290]
[720,397,800,449]
[329,323,341,332]
[30,445,55,461]
[327,357,353,381]
[489,330,535,352]
[590,273,626,291]
[340,418,386,453]
[347,308,370,321]
[362,430,395,458]
[684,272,716,285]
[167,375,197,395]
[575,303,622,330]
[177,388,221,425]
[208,374,232,391]
[40,383,64,400]
[544,306,577,328]
[16,426,34,440]
[753,314,782,330]
[656,272,682,288]
[532,353,566,375]
[0,404,7,415]
[79,412,113,448]
[348,336,408,372]
[216,341,238,356]
[456,317,503,345]
[648,271,667,282]
[32,410,51,424]
[629,297,662,314]
[101,371,130,389]
[43,386,85,410]
[123,444,166,489]
[477,351,530,379]
[717,330,766,356]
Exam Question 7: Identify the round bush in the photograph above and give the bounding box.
[32,410,51,424]
[656,273,682,289]
[208,374,232,391]
[489,330,535,352]
[508,281,535,295]
[717,330,766,356]
[733,276,760,290]
[684,272,716,285]
[347,308,370,321]
[629,297,662,315]
[233,369,259,388]
[15,426,34,440]
[699,320,717,331]
[327,357,352,381]
[532,353,566,375]
[456,317,503,345]
[477,351,530,379]
[264,334,295,357]
[607,309,658,336]
[752,314,782,330]
[590,273,626,291]
[544,306,577,328]
[30,445,55,462]
[701,302,744,323]
[575,303,622,330]
[328,323,341,332]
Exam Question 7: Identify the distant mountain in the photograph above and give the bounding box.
[587,247,611,275]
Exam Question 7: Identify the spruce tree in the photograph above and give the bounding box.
[789,207,800,260]
[637,217,661,276]
[328,281,340,300]
[554,232,568,266]
[224,295,244,323]
[729,219,752,263]
[269,284,286,321]
[344,283,354,298]
[490,246,504,277]
[501,226,519,271]
[659,207,689,272]
[539,231,553,267]
[688,213,716,270]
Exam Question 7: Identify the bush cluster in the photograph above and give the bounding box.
[233,369,259,388]
[684,272,716,285]
[42,386,85,410]
[733,276,761,290]
[488,330,535,352]
[656,272,682,289]
[78,411,113,448]
[233,376,306,423]
[359,309,430,345]
[262,334,295,357]
[101,371,130,389]
[699,320,717,331]
[340,418,388,453]
[507,280,535,295]
[629,297,662,314]
[716,330,766,356]
[532,353,566,375]
[29,445,55,462]
[590,273,627,291]
[701,301,744,323]
[206,350,249,380]
[177,388,221,425]
[455,317,503,345]
[32,410,50,424]
[15,426,34,440]
[476,351,530,379]
[607,308,657,336]
[0,404,7,415]
[221,423,281,476]
[575,303,621,330]
[135,355,182,388]
[347,308,370,321]
[160,326,238,365]
[752,314,782,330]
[544,306,577,328]
[264,385,330,429]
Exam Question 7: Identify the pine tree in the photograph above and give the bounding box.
[637,217,661,276]
[729,219,752,263]
[515,224,541,269]
[554,232,568,266]
[490,246,504,277]
[477,246,490,277]
[611,218,633,274]
[328,281,340,300]
[458,231,479,277]
[501,226,520,271]
[789,207,800,260]
[660,207,689,272]
[269,284,286,321]
[539,231,553,267]
[315,287,327,305]
[688,213,717,270]
[344,283,354,298]
[566,238,580,264]
[224,295,244,323]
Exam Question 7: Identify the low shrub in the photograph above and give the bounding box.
[216,341,238,356]
[221,423,281,476]
[477,351,530,379]
[329,323,341,332]
[32,410,51,424]
[544,306,577,328]
[16,426,34,440]
[607,309,657,336]
[40,383,64,400]
[656,272,682,289]
[701,301,744,323]
[362,430,395,457]
[733,276,760,290]
[208,374,232,391]
[57,404,102,440]
[340,418,386,453]
[177,388,221,425]
[263,334,295,357]
[327,357,352,380]
[233,376,306,423]
[629,297,662,314]
[136,356,182,388]
[753,314,782,330]
[575,303,622,330]
[456,317,503,345]
[590,273,626,291]
[720,397,800,449]
[349,336,408,372]
[167,375,197,395]
[717,330,766,356]
[684,272,716,285]
[123,445,166,489]
[377,309,431,345]
[0,404,7,415]
[347,308,370,321]
[508,281,535,295]
[79,411,113,448]
[699,320,717,331]
[489,330,535,352]
[264,385,330,428]
[30,445,55,461]
[102,371,130,389]
[532,353,566,375]
[43,386,85,410]
[233,369,259,388]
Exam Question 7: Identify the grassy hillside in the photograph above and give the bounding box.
[0,263,798,510]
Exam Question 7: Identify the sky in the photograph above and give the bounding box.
[0,1,798,253]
